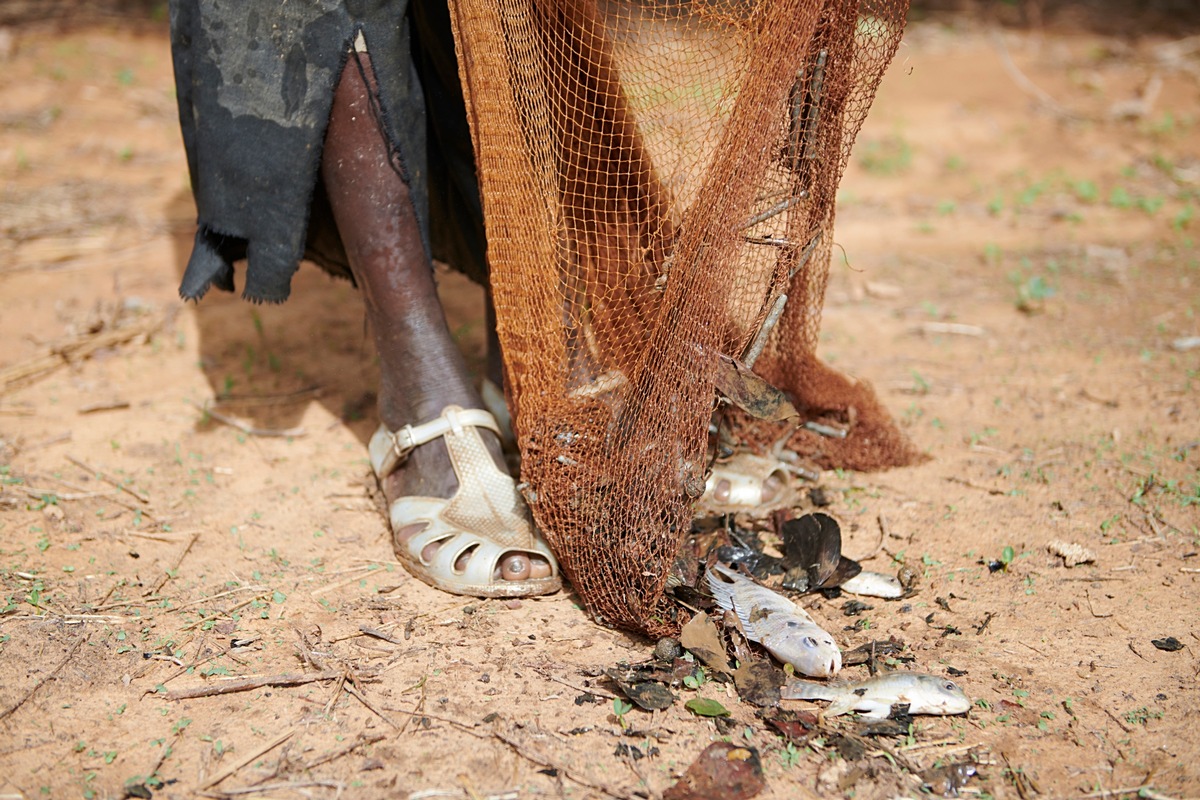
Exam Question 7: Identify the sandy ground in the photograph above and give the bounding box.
[1,9,1198,800]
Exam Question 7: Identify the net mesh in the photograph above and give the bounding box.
[447,0,916,634]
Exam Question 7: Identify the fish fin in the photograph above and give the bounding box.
[857,701,892,720]
[706,564,766,640]
[824,696,855,717]
[704,563,739,614]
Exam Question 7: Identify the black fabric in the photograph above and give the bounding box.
[170,0,487,303]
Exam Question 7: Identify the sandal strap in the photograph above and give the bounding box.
[369,405,501,478]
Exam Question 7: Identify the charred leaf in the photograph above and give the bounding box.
[713,353,799,422]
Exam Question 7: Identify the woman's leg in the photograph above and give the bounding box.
[320,50,551,583]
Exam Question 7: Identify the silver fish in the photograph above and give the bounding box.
[839,570,904,599]
[705,563,841,677]
[782,672,971,719]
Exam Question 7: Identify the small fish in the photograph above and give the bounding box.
[782,672,971,719]
[705,563,841,677]
[840,570,904,599]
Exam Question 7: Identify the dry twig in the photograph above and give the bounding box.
[528,665,619,700]
[199,728,297,790]
[65,454,150,503]
[149,532,200,595]
[491,729,628,800]
[301,733,386,771]
[990,30,1080,120]
[164,669,343,701]
[1061,786,1174,800]
[190,401,307,438]
[0,314,163,395]
[0,636,87,722]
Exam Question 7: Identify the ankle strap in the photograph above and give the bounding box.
[369,405,501,478]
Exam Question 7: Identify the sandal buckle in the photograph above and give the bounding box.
[389,424,420,466]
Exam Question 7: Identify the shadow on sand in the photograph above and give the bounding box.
[165,189,490,448]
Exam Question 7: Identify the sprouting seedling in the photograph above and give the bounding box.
[613,698,633,729]
[683,666,708,690]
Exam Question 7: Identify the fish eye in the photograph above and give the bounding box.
[943,681,958,691]
[802,636,818,648]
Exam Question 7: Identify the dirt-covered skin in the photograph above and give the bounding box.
[1,14,1197,800]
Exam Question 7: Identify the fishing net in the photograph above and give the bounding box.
[446,0,918,634]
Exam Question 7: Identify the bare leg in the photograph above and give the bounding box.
[321,51,550,583]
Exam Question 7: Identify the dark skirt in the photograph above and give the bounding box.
[170,0,486,303]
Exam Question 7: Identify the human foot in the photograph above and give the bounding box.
[697,453,794,514]
[370,406,560,596]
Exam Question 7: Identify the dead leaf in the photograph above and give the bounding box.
[663,742,766,800]
[732,658,783,708]
[781,512,855,591]
[713,354,798,421]
[841,639,908,668]
[765,710,817,745]
[679,613,733,675]
[615,679,676,711]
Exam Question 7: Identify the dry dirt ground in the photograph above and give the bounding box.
[1,9,1198,800]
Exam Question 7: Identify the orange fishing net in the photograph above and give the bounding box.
[447,0,918,634]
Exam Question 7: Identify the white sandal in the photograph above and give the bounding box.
[369,405,561,597]
[697,453,795,515]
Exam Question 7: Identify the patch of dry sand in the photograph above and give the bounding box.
[1,15,1198,800]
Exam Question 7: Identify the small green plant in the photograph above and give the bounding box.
[859,135,913,176]
[994,545,1015,572]
[683,667,708,690]
[1123,707,1163,726]
[1009,270,1055,313]
[1137,195,1164,214]
[967,427,998,446]
[982,242,1003,266]
[1109,186,1134,210]
[1015,179,1047,208]
[1173,204,1194,231]
[612,698,634,728]
[1070,179,1099,203]
[780,742,802,769]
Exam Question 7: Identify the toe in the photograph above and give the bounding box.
[454,544,478,573]
[422,539,443,564]
[527,555,553,579]
[499,552,532,581]
[761,471,785,503]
